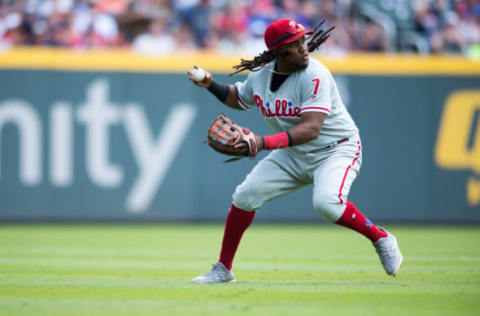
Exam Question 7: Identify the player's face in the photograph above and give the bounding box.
[277,36,309,72]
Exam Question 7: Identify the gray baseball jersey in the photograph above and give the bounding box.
[234,57,359,156]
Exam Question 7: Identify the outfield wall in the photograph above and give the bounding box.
[0,49,479,222]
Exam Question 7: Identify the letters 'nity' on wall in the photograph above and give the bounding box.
[0,49,479,222]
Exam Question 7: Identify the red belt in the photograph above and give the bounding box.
[324,137,349,149]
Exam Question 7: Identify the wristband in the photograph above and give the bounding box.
[207,80,230,103]
[263,131,291,150]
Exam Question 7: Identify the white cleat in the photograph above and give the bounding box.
[191,262,236,283]
[373,228,403,276]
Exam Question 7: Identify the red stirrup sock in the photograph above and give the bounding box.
[218,204,255,271]
[335,201,387,243]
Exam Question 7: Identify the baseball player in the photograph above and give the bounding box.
[188,19,403,283]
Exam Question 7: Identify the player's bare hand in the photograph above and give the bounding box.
[234,141,250,155]
[188,65,212,88]
[233,135,264,155]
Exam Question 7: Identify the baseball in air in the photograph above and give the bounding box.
[191,68,206,82]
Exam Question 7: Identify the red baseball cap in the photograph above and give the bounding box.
[264,19,313,50]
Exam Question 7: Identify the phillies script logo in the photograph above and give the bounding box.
[254,94,301,117]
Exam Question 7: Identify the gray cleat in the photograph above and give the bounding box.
[191,262,236,283]
[373,228,403,276]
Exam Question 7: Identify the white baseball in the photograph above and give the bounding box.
[191,68,206,82]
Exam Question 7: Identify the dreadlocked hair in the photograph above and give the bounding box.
[229,49,278,76]
[229,20,335,76]
[307,21,335,52]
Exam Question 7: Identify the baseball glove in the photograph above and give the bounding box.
[207,114,259,161]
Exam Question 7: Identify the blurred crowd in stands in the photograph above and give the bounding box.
[0,0,479,57]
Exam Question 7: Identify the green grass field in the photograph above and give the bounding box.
[0,224,479,316]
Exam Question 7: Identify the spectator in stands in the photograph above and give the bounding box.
[0,10,24,48]
[211,1,248,54]
[181,0,211,48]
[277,0,310,27]
[456,0,480,55]
[172,20,198,52]
[414,0,443,42]
[132,17,175,55]
[442,13,466,54]
[356,22,389,52]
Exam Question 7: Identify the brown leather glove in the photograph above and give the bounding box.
[207,114,259,161]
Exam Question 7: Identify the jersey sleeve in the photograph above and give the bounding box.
[234,72,255,110]
[299,71,332,115]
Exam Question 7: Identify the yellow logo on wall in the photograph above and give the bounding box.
[435,90,480,206]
